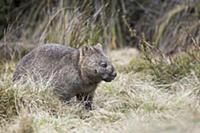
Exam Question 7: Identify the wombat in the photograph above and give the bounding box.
[13,43,117,109]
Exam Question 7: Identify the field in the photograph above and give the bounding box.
[0,0,200,132]
[0,48,200,133]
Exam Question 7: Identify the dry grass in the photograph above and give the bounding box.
[0,1,199,132]
[0,49,200,133]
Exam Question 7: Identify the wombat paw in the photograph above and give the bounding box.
[84,101,93,110]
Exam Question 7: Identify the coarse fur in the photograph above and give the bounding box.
[13,43,117,109]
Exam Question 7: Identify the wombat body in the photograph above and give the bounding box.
[13,43,116,109]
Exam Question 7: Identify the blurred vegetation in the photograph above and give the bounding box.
[0,0,199,50]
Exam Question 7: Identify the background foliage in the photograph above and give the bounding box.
[0,0,199,51]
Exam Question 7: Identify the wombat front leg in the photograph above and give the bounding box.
[54,88,74,102]
[84,92,94,110]
[76,91,95,110]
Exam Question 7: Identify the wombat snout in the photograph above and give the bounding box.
[109,68,117,80]
[101,65,117,82]
[111,70,117,78]
[110,65,117,77]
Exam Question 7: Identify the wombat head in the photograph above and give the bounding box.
[79,43,117,83]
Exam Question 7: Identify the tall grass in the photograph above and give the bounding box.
[1,0,199,52]
[2,0,123,47]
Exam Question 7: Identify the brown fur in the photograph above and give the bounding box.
[13,43,117,110]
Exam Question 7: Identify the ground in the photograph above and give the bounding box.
[0,48,200,133]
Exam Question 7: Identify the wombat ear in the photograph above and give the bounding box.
[94,43,104,53]
[83,46,89,51]
[81,45,90,56]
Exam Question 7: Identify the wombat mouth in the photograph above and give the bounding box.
[103,78,114,82]
[102,74,116,82]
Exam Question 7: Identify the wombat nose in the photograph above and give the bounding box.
[111,71,117,77]
[109,65,117,77]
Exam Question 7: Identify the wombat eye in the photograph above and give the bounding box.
[99,61,107,68]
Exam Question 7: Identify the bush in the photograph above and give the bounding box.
[125,48,200,84]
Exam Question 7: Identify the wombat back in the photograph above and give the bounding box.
[13,44,77,82]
